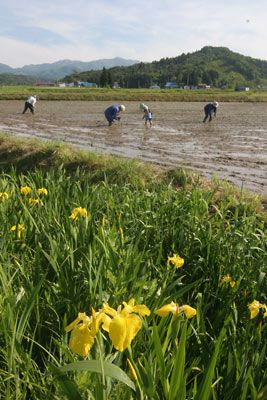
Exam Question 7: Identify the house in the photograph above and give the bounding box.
[236,86,250,91]
[113,82,121,89]
[78,81,97,88]
[164,81,178,89]
[35,81,55,87]
[197,84,211,89]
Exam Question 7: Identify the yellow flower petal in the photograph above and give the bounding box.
[90,309,106,336]
[29,198,43,206]
[127,358,138,381]
[101,314,112,332]
[220,274,235,288]
[65,312,90,332]
[10,224,23,239]
[37,188,48,196]
[220,274,231,284]
[132,304,151,316]
[69,207,88,220]
[69,324,95,357]
[249,300,260,319]
[109,314,127,352]
[167,254,184,268]
[128,298,136,307]
[122,303,134,315]
[0,192,9,202]
[155,302,179,317]
[180,305,197,319]
[20,186,31,196]
[109,314,142,352]
[122,300,150,317]
[102,303,118,318]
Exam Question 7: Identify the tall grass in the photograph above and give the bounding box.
[0,158,266,398]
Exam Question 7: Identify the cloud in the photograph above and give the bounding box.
[0,0,266,66]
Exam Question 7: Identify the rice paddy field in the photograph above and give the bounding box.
[0,100,267,193]
[0,134,266,399]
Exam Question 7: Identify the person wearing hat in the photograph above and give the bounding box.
[104,104,126,126]
[22,95,38,114]
[139,103,148,112]
[203,101,219,122]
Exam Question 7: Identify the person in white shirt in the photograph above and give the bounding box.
[139,103,148,112]
[22,95,38,114]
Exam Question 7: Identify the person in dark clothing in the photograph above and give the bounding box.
[104,104,125,126]
[203,101,219,122]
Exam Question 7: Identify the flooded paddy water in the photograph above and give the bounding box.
[0,100,266,193]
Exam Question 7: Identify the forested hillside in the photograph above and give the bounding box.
[63,46,267,89]
[0,73,36,85]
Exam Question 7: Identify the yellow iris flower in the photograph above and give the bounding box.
[220,274,236,288]
[249,300,267,320]
[167,254,184,268]
[0,192,9,202]
[156,301,197,319]
[37,188,48,196]
[66,299,150,356]
[69,207,88,220]
[65,310,104,357]
[28,198,43,206]
[101,299,151,352]
[10,224,24,239]
[20,186,31,196]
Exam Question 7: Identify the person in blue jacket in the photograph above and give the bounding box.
[104,104,126,126]
[143,108,153,126]
[203,101,219,122]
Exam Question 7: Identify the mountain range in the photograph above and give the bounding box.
[63,46,267,89]
[0,57,139,81]
[1,47,267,88]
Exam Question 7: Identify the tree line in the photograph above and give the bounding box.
[63,46,267,89]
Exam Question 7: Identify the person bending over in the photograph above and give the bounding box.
[104,104,126,126]
[143,108,153,126]
[203,101,219,122]
[22,95,38,114]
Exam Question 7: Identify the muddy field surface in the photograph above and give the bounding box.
[0,100,266,193]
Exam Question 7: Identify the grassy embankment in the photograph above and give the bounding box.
[0,134,266,399]
[1,86,267,102]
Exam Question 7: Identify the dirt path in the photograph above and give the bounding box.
[0,100,266,193]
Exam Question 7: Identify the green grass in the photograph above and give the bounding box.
[1,86,267,102]
[0,135,266,399]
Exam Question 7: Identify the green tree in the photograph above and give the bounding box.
[100,67,109,87]
[62,46,267,89]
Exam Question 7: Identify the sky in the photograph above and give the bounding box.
[0,0,266,67]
